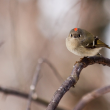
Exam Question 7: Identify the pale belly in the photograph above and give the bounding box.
[66,37,102,56]
[67,46,101,56]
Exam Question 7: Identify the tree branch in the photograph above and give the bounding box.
[26,58,65,110]
[73,85,110,110]
[0,86,64,110]
[26,58,44,110]
[46,56,110,110]
[44,59,64,83]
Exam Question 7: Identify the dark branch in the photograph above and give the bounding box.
[0,86,64,110]
[73,85,110,110]
[46,56,110,110]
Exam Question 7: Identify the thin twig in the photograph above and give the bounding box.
[0,86,64,110]
[46,56,110,110]
[44,59,64,83]
[73,85,110,110]
[26,58,65,110]
[26,58,44,110]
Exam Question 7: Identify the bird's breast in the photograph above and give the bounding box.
[66,38,79,51]
[71,46,101,56]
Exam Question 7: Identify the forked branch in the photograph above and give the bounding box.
[46,56,110,110]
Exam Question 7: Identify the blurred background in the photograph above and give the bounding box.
[0,0,110,110]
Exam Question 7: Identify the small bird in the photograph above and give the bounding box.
[66,28,110,56]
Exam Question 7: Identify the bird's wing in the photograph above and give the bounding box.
[81,36,110,49]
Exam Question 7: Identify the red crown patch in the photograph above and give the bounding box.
[74,28,78,31]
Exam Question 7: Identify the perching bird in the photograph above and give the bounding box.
[66,28,110,56]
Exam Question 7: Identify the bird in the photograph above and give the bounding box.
[66,28,110,56]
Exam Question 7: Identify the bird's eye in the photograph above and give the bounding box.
[70,34,72,37]
[79,34,81,37]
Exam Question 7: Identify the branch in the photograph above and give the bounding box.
[73,85,110,110]
[26,58,65,110]
[0,86,64,110]
[26,58,44,110]
[46,56,110,110]
[44,59,64,83]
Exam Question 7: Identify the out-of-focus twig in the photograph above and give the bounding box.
[73,85,110,110]
[26,58,44,110]
[44,59,64,83]
[26,58,64,110]
[0,86,64,110]
[46,56,110,110]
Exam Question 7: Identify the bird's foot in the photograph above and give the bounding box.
[96,53,103,57]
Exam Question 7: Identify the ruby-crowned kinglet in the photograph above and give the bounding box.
[66,28,110,56]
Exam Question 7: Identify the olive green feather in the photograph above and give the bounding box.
[96,39,110,49]
[80,30,110,49]
[83,38,110,49]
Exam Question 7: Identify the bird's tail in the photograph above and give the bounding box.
[106,45,110,49]
[95,39,110,49]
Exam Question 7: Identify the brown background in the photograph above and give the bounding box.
[0,0,110,110]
